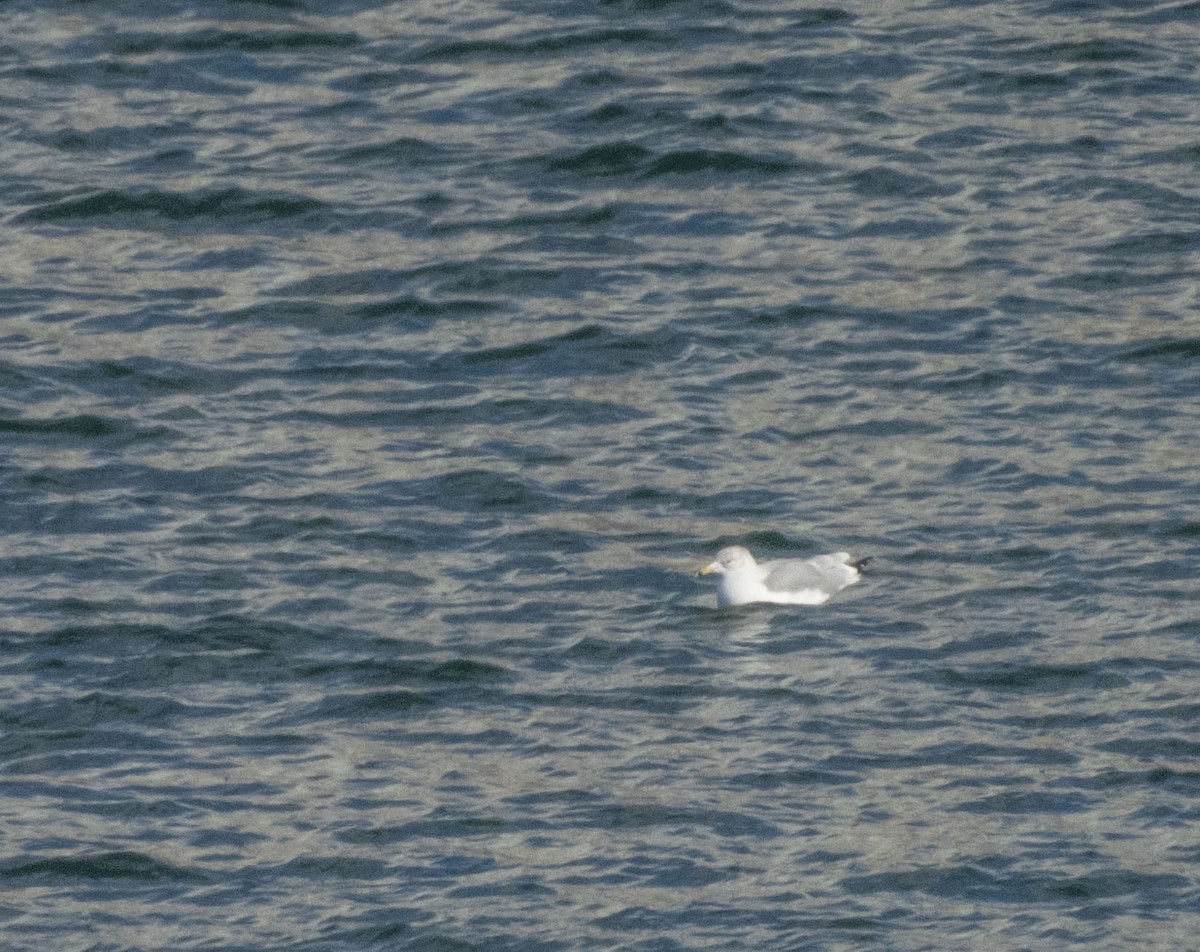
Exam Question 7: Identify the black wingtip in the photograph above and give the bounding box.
[851,556,873,572]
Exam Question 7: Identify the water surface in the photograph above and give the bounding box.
[2,1,1199,948]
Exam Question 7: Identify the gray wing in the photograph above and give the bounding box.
[761,553,854,594]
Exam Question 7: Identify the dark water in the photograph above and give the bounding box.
[3,1,1200,948]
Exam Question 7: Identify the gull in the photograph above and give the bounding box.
[699,545,870,607]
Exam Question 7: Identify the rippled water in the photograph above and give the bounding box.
[3,1,1200,949]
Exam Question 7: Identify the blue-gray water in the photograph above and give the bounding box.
[3,2,1199,949]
